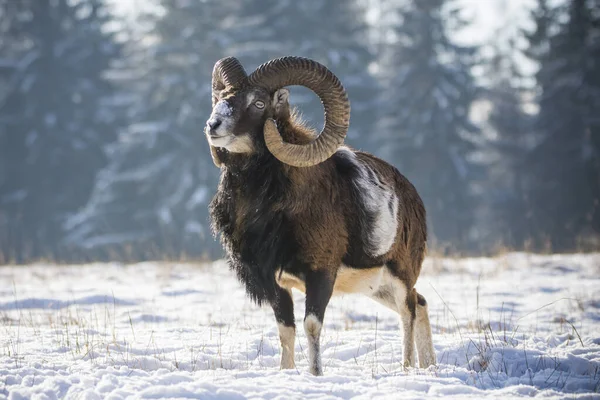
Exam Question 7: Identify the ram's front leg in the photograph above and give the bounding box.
[304,269,335,376]
[271,286,296,369]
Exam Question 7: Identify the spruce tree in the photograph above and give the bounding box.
[525,0,600,250]
[484,38,534,249]
[377,0,481,250]
[0,0,122,262]
[64,1,230,259]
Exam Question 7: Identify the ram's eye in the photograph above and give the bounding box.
[254,100,265,109]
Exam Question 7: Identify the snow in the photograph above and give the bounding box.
[1,253,599,399]
[212,101,232,117]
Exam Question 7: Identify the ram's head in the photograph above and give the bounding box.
[205,57,350,168]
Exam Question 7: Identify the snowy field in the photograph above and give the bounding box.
[1,253,599,399]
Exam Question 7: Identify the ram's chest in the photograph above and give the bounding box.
[231,192,275,238]
[222,188,294,264]
[229,194,255,242]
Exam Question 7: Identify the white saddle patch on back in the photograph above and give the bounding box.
[337,146,399,257]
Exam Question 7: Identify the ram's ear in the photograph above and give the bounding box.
[210,146,227,168]
[271,88,290,118]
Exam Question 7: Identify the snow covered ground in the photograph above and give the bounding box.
[1,253,599,399]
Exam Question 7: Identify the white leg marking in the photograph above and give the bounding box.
[399,307,416,368]
[278,323,296,369]
[393,283,415,368]
[304,314,323,376]
[369,269,416,368]
[415,296,436,368]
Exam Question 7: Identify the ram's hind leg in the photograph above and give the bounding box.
[370,268,416,368]
[398,286,417,368]
[414,290,436,367]
[271,287,296,369]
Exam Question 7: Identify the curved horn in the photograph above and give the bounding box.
[211,57,247,106]
[209,57,247,167]
[247,56,350,167]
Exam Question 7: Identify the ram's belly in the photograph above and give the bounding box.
[276,265,384,295]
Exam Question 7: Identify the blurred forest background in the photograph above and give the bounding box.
[0,0,599,263]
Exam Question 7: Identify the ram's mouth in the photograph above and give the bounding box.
[208,133,254,154]
[205,118,233,140]
[207,133,231,146]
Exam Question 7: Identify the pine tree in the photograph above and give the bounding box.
[376,0,481,250]
[525,0,600,250]
[64,1,231,259]
[483,38,534,249]
[587,0,600,247]
[0,0,122,262]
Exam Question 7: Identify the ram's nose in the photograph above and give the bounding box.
[206,117,222,131]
